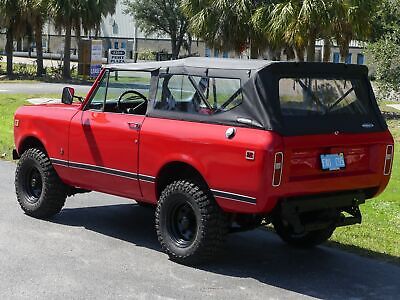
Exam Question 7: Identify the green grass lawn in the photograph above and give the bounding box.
[329,117,400,263]
[0,94,29,159]
[0,94,59,159]
[0,94,399,263]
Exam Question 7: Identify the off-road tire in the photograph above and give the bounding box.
[155,180,229,265]
[15,148,67,219]
[273,218,335,248]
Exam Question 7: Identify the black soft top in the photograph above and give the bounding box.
[106,58,386,135]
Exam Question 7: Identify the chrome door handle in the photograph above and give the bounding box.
[127,122,141,130]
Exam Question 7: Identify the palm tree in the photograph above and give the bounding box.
[48,0,78,79]
[266,0,330,62]
[181,0,273,59]
[82,0,117,36]
[49,0,116,79]
[23,0,48,77]
[330,0,376,62]
[0,0,25,77]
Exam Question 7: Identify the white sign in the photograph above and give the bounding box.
[91,40,103,64]
[90,40,103,78]
[108,49,126,64]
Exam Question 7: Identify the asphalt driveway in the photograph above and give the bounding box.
[0,161,399,299]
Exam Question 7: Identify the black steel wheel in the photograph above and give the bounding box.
[168,201,197,247]
[24,166,43,203]
[155,180,229,265]
[15,148,67,219]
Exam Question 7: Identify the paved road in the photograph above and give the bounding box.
[0,82,91,97]
[0,161,399,299]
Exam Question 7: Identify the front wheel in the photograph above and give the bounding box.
[155,180,229,265]
[15,148,67,219]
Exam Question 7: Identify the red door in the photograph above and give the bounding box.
[67,110,145,199]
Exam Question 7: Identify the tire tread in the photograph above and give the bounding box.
[155,180,228,265]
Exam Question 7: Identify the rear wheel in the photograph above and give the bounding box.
[15,148,67,219]
[273,217,335,248]
[155,180,229,265]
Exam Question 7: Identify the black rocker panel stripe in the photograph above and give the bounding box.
[211,189,257,204]
[51,158,137,180]
[51,159,253,204]
[51,158,156,183]
[50,158,69,167]
[68,161,137,179]
[138,174,156,183]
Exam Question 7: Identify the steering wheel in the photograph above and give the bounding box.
[117,90,148,114]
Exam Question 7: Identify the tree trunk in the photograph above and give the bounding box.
[63,22,72,79]
[171,37,178,59]
[340,43,350,63]
[187,34,192,56]
[17,39,22,51]
[323,38,332,62]
[5,27,14,77]
[306,34,316,62]
[249,37,259,59]
[285,46,296,61]
[76,26,82,51]
[35,23,44,77]
[294,47,305,62]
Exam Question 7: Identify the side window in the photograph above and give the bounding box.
[104,70,151,114]
[86,70,151,114]
[155,75,198,113]
[106,71,151,104]
[199,77,242,112]
[87,71,109,110]
[154,75,242,115]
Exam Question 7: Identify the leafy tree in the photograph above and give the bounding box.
[0,0,25,77]
[367,0,400,96]
[123,0,189,59]
[370,0,400,42]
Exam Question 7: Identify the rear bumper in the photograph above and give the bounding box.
[278,191,365,233]
[281,191,365,213]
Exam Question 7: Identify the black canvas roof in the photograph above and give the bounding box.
[106,58,384,135]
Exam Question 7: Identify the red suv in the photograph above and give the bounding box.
[13,58,394,264]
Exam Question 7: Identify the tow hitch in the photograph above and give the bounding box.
[278,191,365,234]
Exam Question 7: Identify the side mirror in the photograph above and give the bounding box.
[62,87,75,105]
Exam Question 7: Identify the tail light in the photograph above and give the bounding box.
[384,145,394,176]
[272,152,284,187]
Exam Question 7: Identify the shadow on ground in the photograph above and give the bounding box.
[51,203,400,300]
